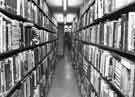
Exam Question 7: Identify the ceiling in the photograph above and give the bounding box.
[46,0,84,23]
[46,0,83,7]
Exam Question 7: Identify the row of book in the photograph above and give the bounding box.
[72,48,89,97]
[73,57,94,97]
[72,17,79,33]
[79,0,135,28]
[87,46,135,97]
[0,44,56,97]
[0,50,34,96]
[0,0,57,97]
[0,14,57,53]
[72,42,135,97]
[0,0,57,31]
[77,12,135,54]
[72,1,135,97]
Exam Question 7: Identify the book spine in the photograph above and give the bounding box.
[104,23,107,46]
[0,0,5,9]
[121,14,128,51]
[17,0,21,15]
[3,20,6,52]
[129,63,135,97]
[1,61,6,92]
[0,17,3,53]
[21,0,25,17]
[5,59,12,90]
[117,19,122,49]
[0,62,1,93]
[7,23,12,51]
[128,12,135,52]
[108,22,114,47]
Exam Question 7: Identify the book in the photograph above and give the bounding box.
[104,0,115,14]
[115,0,129,10]
[1,60,6,92]
[10,87,24,97]
[0,0,5,9]
[94,0,98,20]
[113,20,122,49]
[97,0,103,18]
[0,0,56,97]
[3,20,6,52]
[0,62,1,93]
[127,12,135,52]
[11,20,21,50]
[17,0,21,15]
[104,23,108,46]
[0,16,3,53]
[7,22,12,50]
[121,14,128,51]
[5,59,12,90]
[33,85,40,97]
[100,79,118,97]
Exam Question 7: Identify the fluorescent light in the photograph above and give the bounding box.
[69,25,72,28]
[54,13,64,23]
[46,0,83,7]
[53,13,76,23]
[64,25,68,28]
[46,0,62,7]
[68,0,83,7]
[63,0,67,11]
[66,14,76,23]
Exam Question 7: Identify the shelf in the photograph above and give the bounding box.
[0,7,57,34]
[34,24,56,34]
[73,47,99,97]
[0,8,31,22]
[29,0,57,27]
[0,39,58,61]
[73,46,125,97]
[81,0,95,18]
[83,71,99,97]
[89,81,99,97]
[76,2,135,33]
[75,39,135,61]
[0,91,9,97]
[5,48,55,97]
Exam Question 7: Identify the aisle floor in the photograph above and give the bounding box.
[47,49,81,97]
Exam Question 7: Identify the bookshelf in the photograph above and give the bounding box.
[0,0,58,97]
[5,47,56,97]
[72,46,125,97]
[0,5,56,34]
[0,0,57,33]
[81,0,95,18]
[75,1,135,33]
[72,0,135,97]
[73,47,98,97]
[28,0,57,27]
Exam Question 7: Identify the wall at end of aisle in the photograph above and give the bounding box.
[57,24,64,56]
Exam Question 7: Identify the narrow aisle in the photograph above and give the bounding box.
[47,49,81,97]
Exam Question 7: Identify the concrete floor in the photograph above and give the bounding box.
[47,48,81,97]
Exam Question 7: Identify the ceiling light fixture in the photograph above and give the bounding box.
[54,13,64,23]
